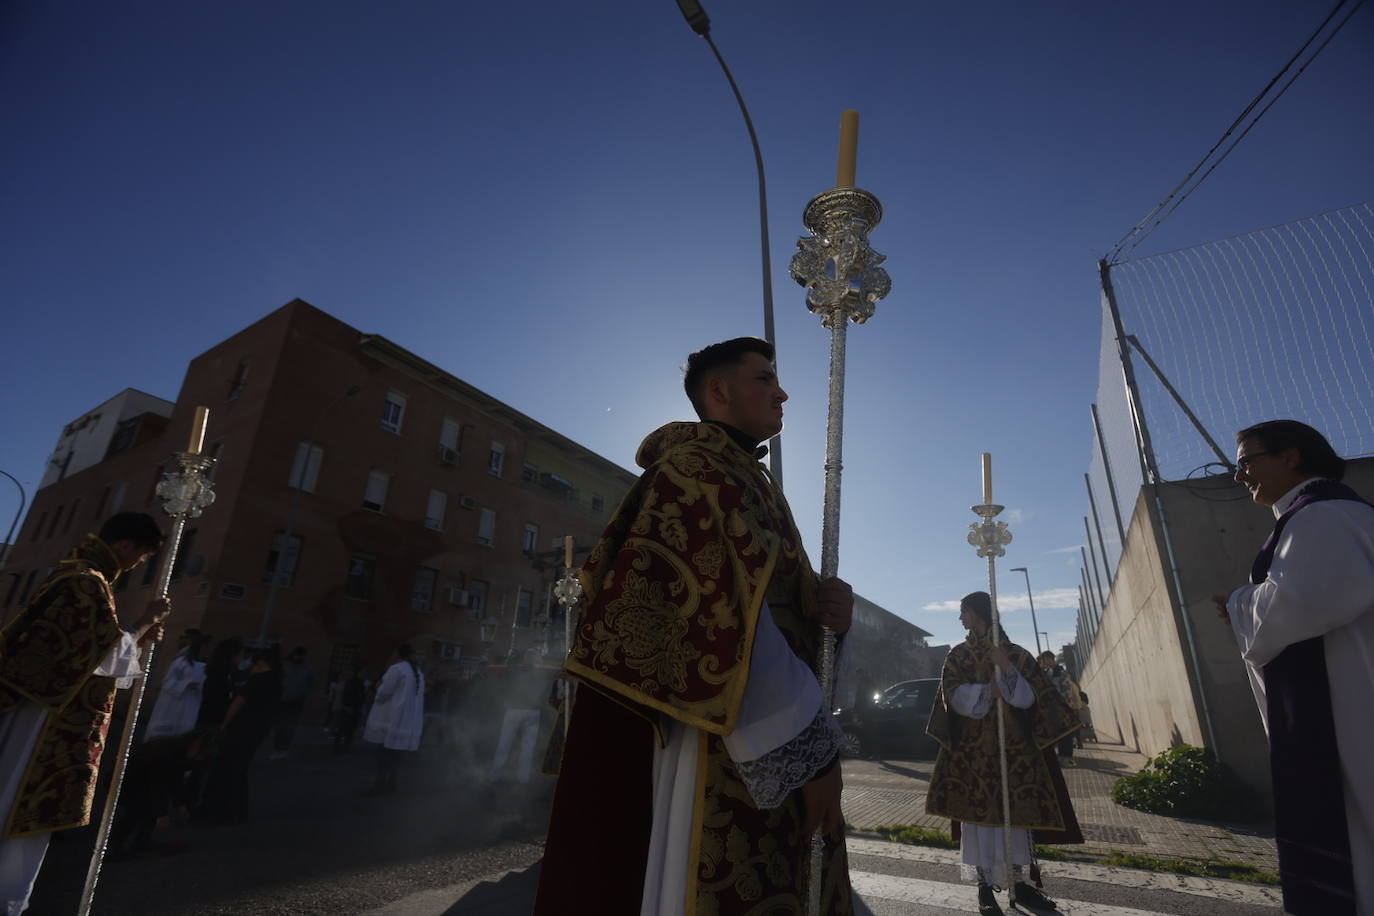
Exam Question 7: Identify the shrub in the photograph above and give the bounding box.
[1110,744,1256,820]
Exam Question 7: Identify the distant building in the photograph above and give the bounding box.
[835,593,946,706]
[1,299,638,694]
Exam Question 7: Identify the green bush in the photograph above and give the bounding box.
[1110,744,1256,820]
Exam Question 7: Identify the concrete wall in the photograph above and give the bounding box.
[1082,456,1374,803]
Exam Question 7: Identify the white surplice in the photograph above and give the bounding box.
[1226,477,1374,916]
[363,661,426,751]
[143,651,206,741]
[949,667,1036,884]
[0,632,142,915]
[639,600,841,916]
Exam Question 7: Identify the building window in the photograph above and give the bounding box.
[62,498,82,535]
[381,391,407,434]
[515,588,533,628]
[208,440,226,481]
[345,553,376,600]
[227,356,252,400]
[439,418,462,463]
[521,462,538,483]
[425,490,447,531]
[263,532,304,586]
[171,528,197,581]
[487,441,505,477]
[47,506,65,539]
[466,579,488,619]
[521,523,539,553]
[477,508,496,546]
[146,465,164,506]
[289,442,323,492]
[591,493,605,512]
[106,418,141,458]
[93,486,111,521]
[363,470,390,512]
[411,566,438,611]
[29,512,46,542]
[109,481,127,516]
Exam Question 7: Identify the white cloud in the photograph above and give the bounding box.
[920,587,1080,613]
[1045,544,1083,555]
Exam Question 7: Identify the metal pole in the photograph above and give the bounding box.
[80,448,215,915]
[1079,555,1099,634]
[1083,516,1107,611]
[1123,335,1232,467]
[1090,404,1128,549]
[791,165,889,916]
[0,470,26,573]
[1084,472,1114,589]
[1009,567,1040,655]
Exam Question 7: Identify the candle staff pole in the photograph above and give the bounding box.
[789,110,891,916]
[80,413,216,916]
[553,535,582,738]
[967,455,1015,901]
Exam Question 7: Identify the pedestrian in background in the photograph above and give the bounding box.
[201,646,282,823]
[145,628,209,740]
[270,645,313,760]
[362,645,425,796]
[333,667,365,755]
[1037,651,1081,763]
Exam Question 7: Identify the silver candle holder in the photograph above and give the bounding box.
[790,182,890,914]
[81,448,216,915]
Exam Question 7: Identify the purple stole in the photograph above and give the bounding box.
[1251,479,1366,915]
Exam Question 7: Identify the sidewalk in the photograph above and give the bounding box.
[842,741,1278,870]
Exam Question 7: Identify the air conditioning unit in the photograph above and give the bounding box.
[447,587,470,606]
[440,643,460,660]
[459,495,477,510]
[438,445,458,465]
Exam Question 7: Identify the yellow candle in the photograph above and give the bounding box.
[982,452,993,504]
[564,535,573,568]
[836,110,859,187]
[188,406,209,455]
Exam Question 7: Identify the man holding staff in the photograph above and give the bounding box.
[0,512,170,914]
[925,591,1081,916]
[535,337,855,915]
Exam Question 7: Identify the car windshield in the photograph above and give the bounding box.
[876,681,935,710]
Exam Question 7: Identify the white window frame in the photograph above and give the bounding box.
[289,442,323,493]
[411,566,438,612]
[487,441,505,477]
[515,587,533,628]
[263,531,303,587]
[363,470,390,512]
[381,390,407,434]
[440,418,462,452]
[467,579,488,619]
[477,508,496,546]
[425,489,447,531]
[521,523,539,553]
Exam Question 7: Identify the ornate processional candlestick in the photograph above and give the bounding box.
[789,110,891,916]
[553,535,583,737]
[80,407,217,916]
[966,453,1016,902]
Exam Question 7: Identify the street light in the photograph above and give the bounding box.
[1009,566,1042,655]
[1039,632,1050,653]
[0,470,27,573]
[256,385,361,645]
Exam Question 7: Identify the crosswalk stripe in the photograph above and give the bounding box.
[852,870,1187,916]
[845,838,1283,908]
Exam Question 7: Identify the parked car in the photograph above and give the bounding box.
[833,678,941,760]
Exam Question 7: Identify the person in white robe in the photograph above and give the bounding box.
[361,645,425,796]
[1216,420,1374,916]
[144,631,208,741]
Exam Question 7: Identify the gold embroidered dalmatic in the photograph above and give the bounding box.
[556,421,852,915]
[0,535,127,838]
[925,633,1080,830]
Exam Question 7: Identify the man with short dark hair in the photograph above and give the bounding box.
[536,337,856,915]
[1213,419,1373,915]
[0,511,171,913]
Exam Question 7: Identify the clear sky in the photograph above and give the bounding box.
[2,1,1371,655]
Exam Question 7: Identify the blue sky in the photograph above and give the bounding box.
[2,1,1371,654]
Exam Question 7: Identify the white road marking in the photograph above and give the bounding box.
[845,837,1282,908]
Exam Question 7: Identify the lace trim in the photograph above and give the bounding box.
[733,706,841,809]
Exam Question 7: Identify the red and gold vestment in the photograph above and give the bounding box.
[925,633,1081,833]
[538,421,852,915]
[0,535,128,838]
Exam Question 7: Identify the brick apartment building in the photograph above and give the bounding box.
[1,299,638,688]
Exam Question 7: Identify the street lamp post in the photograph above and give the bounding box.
[256,385,360,646]
[1008,567,1041,655]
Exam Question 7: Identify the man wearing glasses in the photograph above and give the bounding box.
[1214,420,1373,916]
